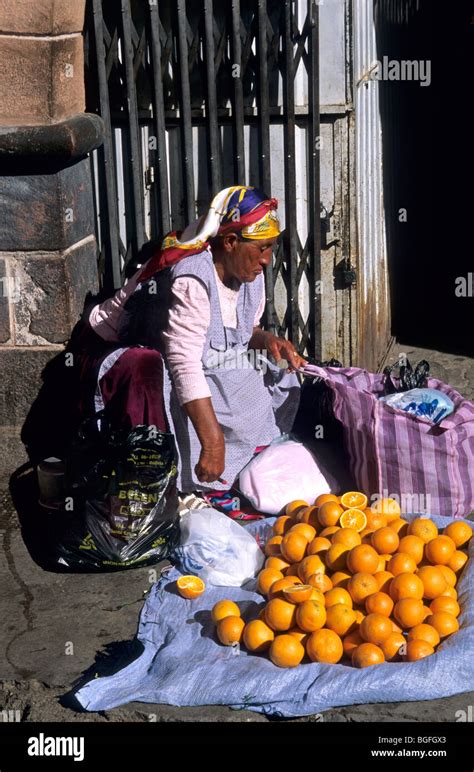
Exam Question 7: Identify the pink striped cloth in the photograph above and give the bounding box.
[303,365,474,518]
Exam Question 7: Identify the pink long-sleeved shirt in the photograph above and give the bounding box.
[89,263,266,406]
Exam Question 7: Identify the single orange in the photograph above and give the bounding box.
[281,531,308,563]
[282,584,314,604]
[347,572,379,604]
[257,567,284,596]
[371,527,400,555]
[393,598,426,629]
[365,509,387,531]
[381,632,406,661]
[285,500,309,517]
[314,493,339,507]
[388,518,410,537]
[360,613,393,645]
[404,639,435,661]
[295,600,327,632]
[408,517,438,543]
[319,526,341,538]
[340,491,368,511]
[216,615,245,645]
[326,604,357,636]
[398,535,425,564]
[407,623,440,648]
[273,515,294,536]
[375,554,388,573]
[343,630,364,657]
[389,572,424,602]
[264,535,284,557]
[289,523,317,543]
[242,619,275,652]
[318,501,344,527]
[352,642,385,667]
[286,562,302,577]
[332,528,362,548]
[347,544,380,574]
[211,599,240,623]
[365,591,394,617]
[339,508,367,532]
[308,572,333,593]
[307,536,332,557]
[374,570,394,593]
[372,498,401,522]
[306,628,343,663]
[387,552,417,576]
[331,570,352,589]
[269,634,305,667]
[297,506,320,527]
[438,565,457,588]
[391,619,404,634]
[268,576,303,600]
[443,521,472,548]
[325,587,353,608]
[425,535,456,565]
[265,556,291,575]
[440,584,458,599]
[287,627,310,645]
[298,554,326,582]
[176,575,206,600]
[264,598,297,631]
[429,596,460,617]
[416,565,447,600]
[425,611,459,638]
[325,543,350,572]
[448,550,468,574]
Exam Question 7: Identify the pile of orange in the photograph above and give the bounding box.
[212,492,471,669]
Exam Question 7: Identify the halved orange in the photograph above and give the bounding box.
[340,491,368,511]
[176,575,205,599]
[283,584,314,604]
[339,508,368,533]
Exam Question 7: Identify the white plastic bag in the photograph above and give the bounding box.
[238,437,338,515]
[175,507,264,586]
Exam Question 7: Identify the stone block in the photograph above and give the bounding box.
[11,255,70,344]
[64,236,100,324]
[0,35,84,124]
[0,157,95,252]
[0,347,61,428]
[0,0,86,36]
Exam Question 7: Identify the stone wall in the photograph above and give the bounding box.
[0,1,104,479]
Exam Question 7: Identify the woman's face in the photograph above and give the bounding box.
[219,234,278,283]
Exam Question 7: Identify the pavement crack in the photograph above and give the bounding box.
[3,516,35,675]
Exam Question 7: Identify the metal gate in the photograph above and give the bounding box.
[84,0,323,356]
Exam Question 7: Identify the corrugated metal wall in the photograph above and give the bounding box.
[352,0,391,370]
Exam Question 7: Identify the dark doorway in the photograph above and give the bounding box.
[375,0,474,357]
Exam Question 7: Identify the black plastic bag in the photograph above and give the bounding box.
[53,421,180,572]
[383,358,430,395]
[292,358,344,443]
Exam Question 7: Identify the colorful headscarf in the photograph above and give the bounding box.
[138,186,280,282]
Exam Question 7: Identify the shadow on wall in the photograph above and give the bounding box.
[375,0,474,357]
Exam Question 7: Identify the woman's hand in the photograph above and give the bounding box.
[249,328,307,371]
[195,440,225,483]
[183,397,226,483]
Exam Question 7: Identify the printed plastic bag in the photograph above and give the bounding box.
[379,387,454,424]
[52,423,180,572]
[238,435,339,515]
[172,507,264,586]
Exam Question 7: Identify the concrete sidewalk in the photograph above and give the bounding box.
[1,341,473,723]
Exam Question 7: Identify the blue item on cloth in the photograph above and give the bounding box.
[379,388,454,424]
[73,514,474,717]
